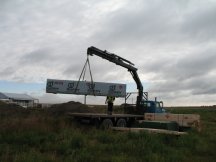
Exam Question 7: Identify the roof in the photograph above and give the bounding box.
[0,92,35,101]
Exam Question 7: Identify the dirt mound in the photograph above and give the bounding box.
[48,101,95,115]
[0,101,22,108]
[0,101,28,116]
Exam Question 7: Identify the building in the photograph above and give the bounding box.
[0,92,39,108]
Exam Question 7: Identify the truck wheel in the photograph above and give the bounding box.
[116,118,127,127]
[100,119,113,129]
[94,119,100,129]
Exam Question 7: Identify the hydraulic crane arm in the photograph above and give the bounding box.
[87,46,143,108]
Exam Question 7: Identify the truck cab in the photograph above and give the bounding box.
[139,100,166,114]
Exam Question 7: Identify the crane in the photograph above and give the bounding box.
[47,46,200,132]
[87,46,143,109]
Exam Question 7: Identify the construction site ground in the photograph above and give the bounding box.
[0,101,216,162]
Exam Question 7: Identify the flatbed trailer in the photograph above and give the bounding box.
[68,113,144,128]
[68,112,201,131]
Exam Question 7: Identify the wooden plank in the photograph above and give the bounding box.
[144,113,200,130]
[181,114,200,128]
[112,127,187,135]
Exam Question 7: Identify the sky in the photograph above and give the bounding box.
[0,0,216,106]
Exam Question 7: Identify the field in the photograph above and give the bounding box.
[0,101,216,162]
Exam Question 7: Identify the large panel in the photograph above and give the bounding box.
[46,79,126,97]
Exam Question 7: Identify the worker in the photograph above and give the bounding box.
[105,96,115,115]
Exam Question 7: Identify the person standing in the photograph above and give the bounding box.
[105,96,115,115]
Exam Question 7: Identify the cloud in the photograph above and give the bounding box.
[144,46,216,103]
[181,3,216,41]
[20,48,54,64]
[0,0,216,105]
[90,0,216,48]
[0,67,15,78]
[144,47,216,80]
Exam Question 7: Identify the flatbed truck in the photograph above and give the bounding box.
[50,46,200,132]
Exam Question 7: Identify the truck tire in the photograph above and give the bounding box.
[100,119,113,129]
[116,118,127,127]
[94,119,100,129]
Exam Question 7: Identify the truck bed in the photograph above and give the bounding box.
[68,112,144,119]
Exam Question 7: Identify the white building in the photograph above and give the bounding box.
[0,92,39,108]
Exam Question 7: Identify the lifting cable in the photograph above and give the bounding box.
[75,55,95,95]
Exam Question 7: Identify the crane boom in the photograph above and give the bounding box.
[87,46,143,108]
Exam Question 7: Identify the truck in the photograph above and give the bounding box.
[52,46,200,133]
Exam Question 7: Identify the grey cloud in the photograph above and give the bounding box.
[142,45,216,99]
[148,75,216,100]
[187,75,216,95]
[181,4,216,41]
[63,56,130,83]
[192,88,216,95]
[90,0,216,48]
[90,3,176,46]
[1,0,216,106]
[142,47,216,81]
[147,63,216,97]
[20,49,54,64]
[174,52,216,80]
[0,67,15,77]
[63,63,84,78]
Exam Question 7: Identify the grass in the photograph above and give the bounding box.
[0,104,216,162]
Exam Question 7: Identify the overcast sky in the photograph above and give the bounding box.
[0,0,216,106]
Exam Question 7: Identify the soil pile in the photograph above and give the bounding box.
[48,101,95,115]
[0,101,22,108]
[0,101,28,116]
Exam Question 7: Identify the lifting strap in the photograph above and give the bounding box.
[75,55,95,95]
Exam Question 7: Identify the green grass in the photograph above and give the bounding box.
[0,105,216,162]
